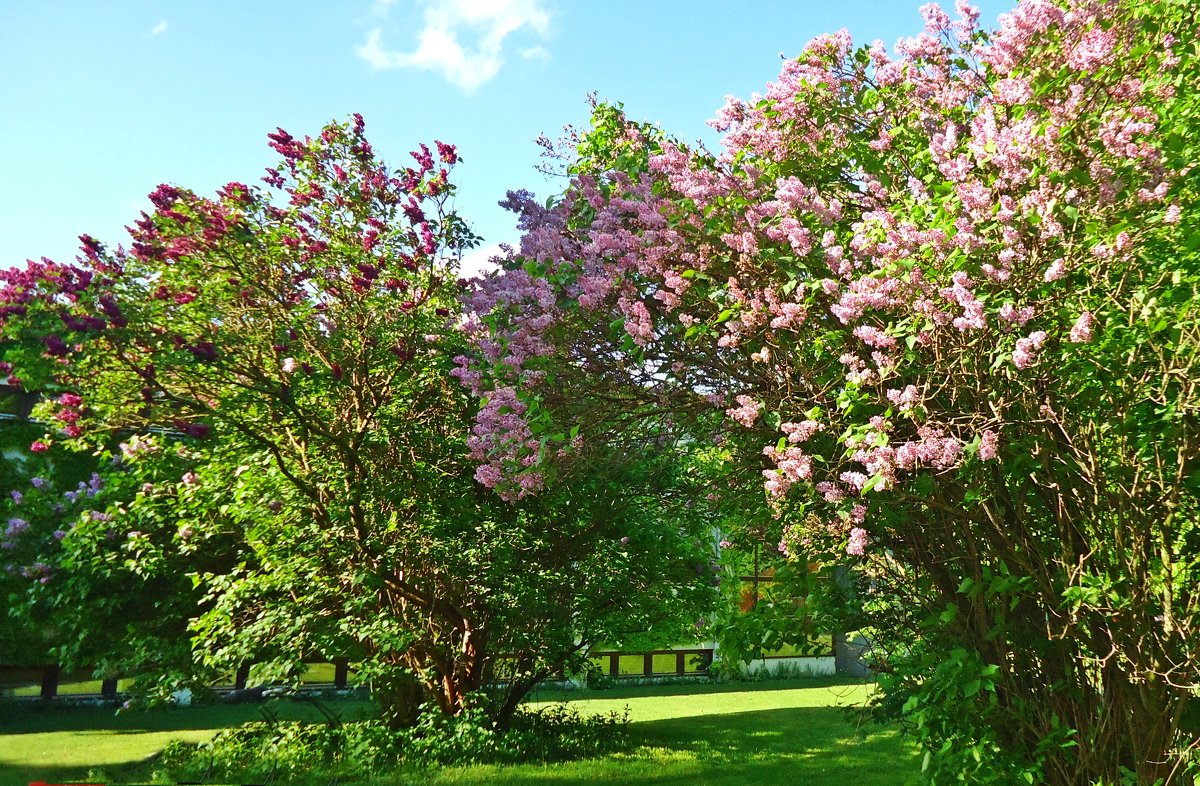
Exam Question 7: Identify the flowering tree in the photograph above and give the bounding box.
[0,117,714,725]
[0,433,247,689]
[461,0,1200,781]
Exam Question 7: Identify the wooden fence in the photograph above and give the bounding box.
[589,648,714,678]
[0,650,718,700]
[0,660,354,700]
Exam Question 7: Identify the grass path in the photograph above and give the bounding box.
[0,679,918,785]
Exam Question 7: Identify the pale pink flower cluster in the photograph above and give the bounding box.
[781,420,822,443]
[978,430,999,461]
[941,272,987,332]
[1044,259,1067,282]
[119,435,157,460]
[853,324,896,349]
[952,0,981,42]
[886,385,921,412]
[1013,330,1048,369]
[769,300,807,330]
[619,297,655,346]
[846,527,869,556]
[1067,27,1116,72]
[839,353,874,385]
[919,2,951,34]
[1068,311,1094,344]
[846,427,964,485]
[466,386,543,500]
[993,77,1033,106]
[811,481,841,503]
[762,445,813,498]
[999,302,1035,327]
[981,0,1064,74]
[725,395,762,428]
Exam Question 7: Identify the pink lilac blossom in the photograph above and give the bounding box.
[781,420,822,443]
[1044,259,1067,281]
[979,430,1000,460]
[953,0,981,42]
[840,471,869,491]
[851,446,896,491]
[1069,311,1095,343]
[847,527,868,556]
[886,385,921,412]
[1067,26,1117,72]
[981,0,1064,74]
[999,303,1035,326]
[619,298,655,346]
[815,481,845,503]
[853,324,897,349]
[888,426,963,472]
[993,76,1034,105]
[1013,330,1048,369]
[762,445,813,497]
[725,395,762,428]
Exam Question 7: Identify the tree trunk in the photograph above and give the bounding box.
[377,669,426,730]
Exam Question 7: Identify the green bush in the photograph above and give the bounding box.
[160,702,630,783]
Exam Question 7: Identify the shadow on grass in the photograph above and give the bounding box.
[400,705,918,786]
[0,761,131,786]
[0,698,374,735]
[637,705,891,759]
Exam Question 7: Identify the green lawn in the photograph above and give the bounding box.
[0,679,919,786]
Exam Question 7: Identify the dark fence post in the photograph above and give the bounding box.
[234,664,250,691]
[12,391,38,419]
[608,654,618,678]
[40,664,59,700]
[832,566,872,676]
[101,678,118,700]
[676,651,686,676]
[333,658,349,690]
[642,653,653,677]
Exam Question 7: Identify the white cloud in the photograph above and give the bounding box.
[519,45,549,60]
[370,0,397,16]
[458,242,507,279]
[151,20,168,36]
[356,0,550,92]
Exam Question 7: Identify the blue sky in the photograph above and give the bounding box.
[1,0,1012,273]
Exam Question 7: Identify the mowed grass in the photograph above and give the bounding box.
[0,698,364,786]
[0,679,919,786]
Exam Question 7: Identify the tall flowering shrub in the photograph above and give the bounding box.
[0,431,247,691]
[0,117,714,725]
[462,1,1200,781]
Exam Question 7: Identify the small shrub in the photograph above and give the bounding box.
[160,703,630,783]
